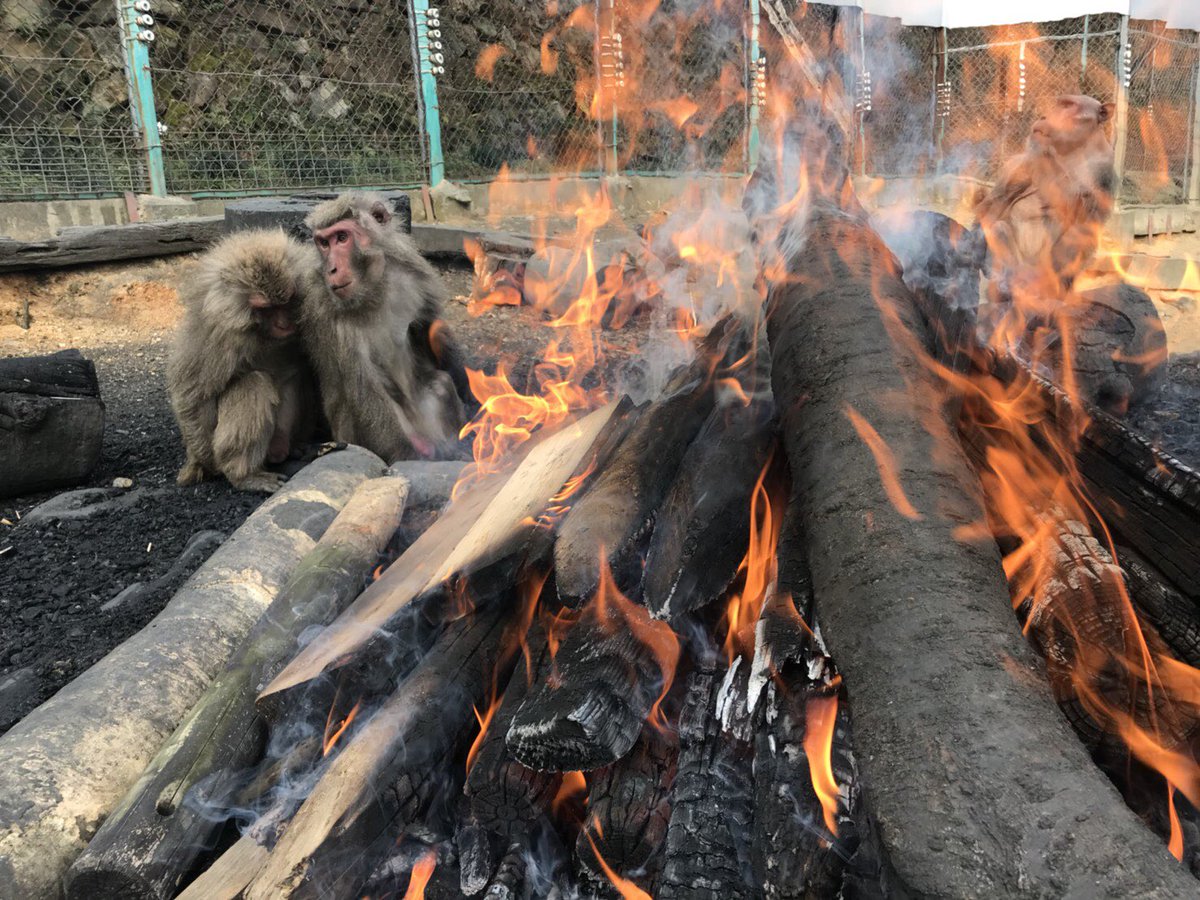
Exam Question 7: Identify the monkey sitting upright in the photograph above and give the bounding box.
[974,94,1116,318]
[168,229,321,492]
[302,192,469,463]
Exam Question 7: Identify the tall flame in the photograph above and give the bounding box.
[804,684,841,838]
[723,456,783,664]
[402,849,437,900]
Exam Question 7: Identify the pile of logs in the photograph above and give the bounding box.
[3,174,1200,900]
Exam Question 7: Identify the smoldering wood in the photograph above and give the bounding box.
[261,402,624,703]
[241,598,518,900]
[0,349,104,497]
[657,662,756,900]
[644,398,776,622]
[765,208,1196,897]
[0,217,223,271]
[554,318,746,605]
[0,448,384,900]
[574,723,674,897]
[64,476,409,900]
[1122,547,1200,667]
[458,627,559,895]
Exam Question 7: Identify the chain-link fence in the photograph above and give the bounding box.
[1,2,1199,205]
[0,1,149,199]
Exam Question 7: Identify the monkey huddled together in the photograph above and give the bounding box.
[167,192,470,492]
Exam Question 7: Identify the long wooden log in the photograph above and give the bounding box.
[0,447,383,900]
[241,597,518,900]
[658,662,756,900]
[0,217,223,271]
[64,476,409,900]
[1122,549,1200,668]
[766,209,1195,896]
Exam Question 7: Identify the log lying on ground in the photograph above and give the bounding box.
[261,402,623,703]
[554,318,745,605]
[0,217,223,271]
[574,722,674,896]
[644,397,776,622]
[224,194,411,240]
[0,446,384,900]
[65,475,410,900]
[658,662,756,900]
[0,349,104,497]
[241,597,519,900]
[765,209,1195,897]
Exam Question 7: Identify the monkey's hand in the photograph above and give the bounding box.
[230,471,288,493]
[177,460,208,486]
[314,441,348,458]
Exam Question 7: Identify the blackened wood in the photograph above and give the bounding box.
[554,317,746,605]
[766,210,1195,897]
[644,398,776,622]
[242,598,518,900]
[0,217,223,271]
[658,663,755,900]
[64,477,408,900]
[458,627,559,895]
[506,596,675,772]
[1122,548,1200,667]
[0,349,99,398]
[574,724,674,897]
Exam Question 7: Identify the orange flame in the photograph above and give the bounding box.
[475,44,509,82]
[322,699,361,757]
[466,691,501,776]
[552,770,588,816]
[723,456,783,664]
[584,829,651,900]
[844,405,922,521]
[1167,786,1184,862]
[804,684,840,837]
[402,849,437,900]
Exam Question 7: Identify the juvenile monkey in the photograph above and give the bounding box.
[303,192,468,462]
[168,229,321,492]
[974,94,1116,309]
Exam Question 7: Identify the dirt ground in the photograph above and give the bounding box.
[0,256,578,733]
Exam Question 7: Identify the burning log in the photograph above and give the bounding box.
[644,397,777,622]
[1122,549,1200,668]
[0,447,384,900]
[574,721,674,896]
[506,567,679,772]
[261,402,623,703]
[239,596,519,900]
[64,475,410,900]
[554,318,745,605]
[765,210,1195,895]
[658,662,756,900]
[0,349,104,498]
[457,623,561,895]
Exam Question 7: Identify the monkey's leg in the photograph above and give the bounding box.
[213,372,287,493]
[268,369,307,464]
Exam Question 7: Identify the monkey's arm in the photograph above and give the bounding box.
[409,314,475,414]
[167,321,246,480]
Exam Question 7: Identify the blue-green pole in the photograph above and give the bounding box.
[116,0,166,196]
[748,0,761,172]
[410,0,445,186]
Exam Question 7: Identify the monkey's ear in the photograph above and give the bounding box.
[1099,102,1115,123]
[369,200,392,226]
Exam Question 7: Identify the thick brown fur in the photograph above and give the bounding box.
[303,191,468,462]
[167,229,322,492]
[974,94,1116,308]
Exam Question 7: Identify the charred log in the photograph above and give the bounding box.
[765,209,1195,896]
[1122,548,1200,668]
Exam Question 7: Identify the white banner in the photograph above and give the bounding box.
[813,0,1200,30]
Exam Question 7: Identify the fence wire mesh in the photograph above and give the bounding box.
[0,0,148,199]
[148,0,424,194]
[861,14,937,178]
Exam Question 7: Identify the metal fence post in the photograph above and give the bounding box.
[1188,34,1200,206]
[115,0,166,196]
[747,0,762,172]
[408,0,445,186]
[1113,15,1131,198]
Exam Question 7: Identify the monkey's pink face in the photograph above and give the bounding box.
[313,218,372,300]
[1030,95,1111,154]
[248,292,298,340]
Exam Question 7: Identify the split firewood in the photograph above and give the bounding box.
[554,316,748,605]
[658,661,756,900]
[261,401,624,703]
[457,624,560,895]
[65,476,409,900]
[574,722,675,897]
[242,596,519,900]
[644,396,777,622]
[765,208,1196,896]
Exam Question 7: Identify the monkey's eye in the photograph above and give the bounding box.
[315,236,329,249]
[335,231,349,244]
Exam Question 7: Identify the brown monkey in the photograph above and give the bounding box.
[168,229,321,492]
[974,94,1116,310]
[303,192,468,462]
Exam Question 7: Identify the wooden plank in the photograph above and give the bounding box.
[0,217,224,271]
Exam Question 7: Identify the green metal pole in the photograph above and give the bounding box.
[747,0,761,172]
[115,0,166,196]
[410,0,445,185]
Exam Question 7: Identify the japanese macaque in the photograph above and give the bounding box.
[303,192,468,462]
[168,229,321,492]
[974,94,1116,313]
